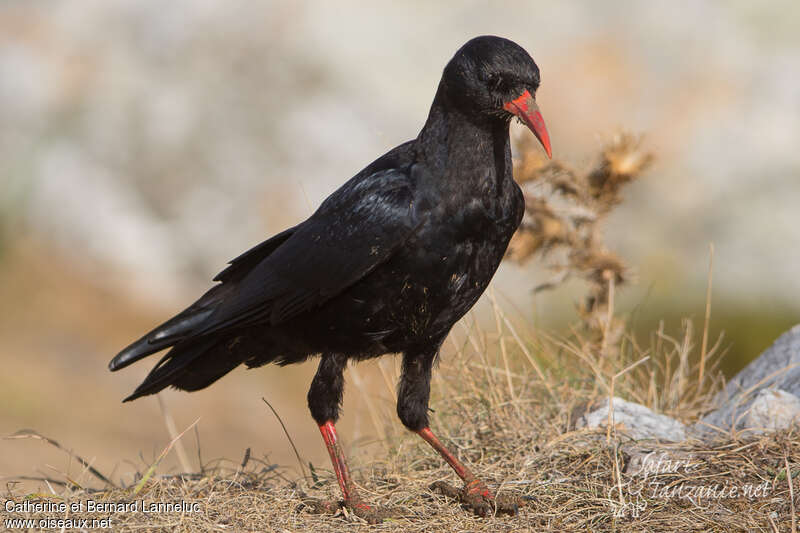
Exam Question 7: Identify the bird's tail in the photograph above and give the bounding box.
[121,336,242,402]
[108,284,233,372]
[108,308,213,371]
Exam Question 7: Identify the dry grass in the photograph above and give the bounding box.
[507,132,653,368]
[4,137,797,532]
[4,314,797,532]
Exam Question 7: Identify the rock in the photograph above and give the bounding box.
[693,324,800,439]
[577,397,687,442]
[743,389,800,434]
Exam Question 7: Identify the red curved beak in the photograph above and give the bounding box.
[503,90,552,159]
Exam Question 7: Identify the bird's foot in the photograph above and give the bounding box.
[299,497,388,524]
[430,479,519,517]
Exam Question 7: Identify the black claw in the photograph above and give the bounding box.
[299,497,389,524]
[431,479,521,517]
[430,480,461,499]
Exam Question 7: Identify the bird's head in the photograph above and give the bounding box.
[441,35,552,158]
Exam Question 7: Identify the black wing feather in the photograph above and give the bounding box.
[197,168,421,334]
[213,224,297,283]
[110,225,300,371]
[109,166,421,374]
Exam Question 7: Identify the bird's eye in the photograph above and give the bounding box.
[488,74,513,96]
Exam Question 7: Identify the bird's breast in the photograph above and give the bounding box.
[319,181,523,353]
[381,188,521,335]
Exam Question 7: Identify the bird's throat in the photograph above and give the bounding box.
[417,103,513,193]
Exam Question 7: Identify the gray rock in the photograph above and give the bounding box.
[577,397,687,442]
[693,324,800,439]
[743,389,800,434]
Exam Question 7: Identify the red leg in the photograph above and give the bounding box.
[417,426,518,516]
[313,421,385,523]
[318,421,367,508]
[417,427,490,496]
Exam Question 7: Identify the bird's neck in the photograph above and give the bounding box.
[417,90,513,194]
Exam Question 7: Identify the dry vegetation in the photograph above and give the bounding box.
[507,132,652,362]
[3,138,798,532]
[4,322,797,532]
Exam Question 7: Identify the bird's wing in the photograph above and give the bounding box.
[198,167,422,333]
[213,224,298,284]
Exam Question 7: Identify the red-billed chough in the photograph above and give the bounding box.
[110,35,552,522]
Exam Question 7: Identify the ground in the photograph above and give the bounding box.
[4,318,799,532]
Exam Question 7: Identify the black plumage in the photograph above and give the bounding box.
[110,35,552,521]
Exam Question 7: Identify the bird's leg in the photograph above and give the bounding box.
[397,347,519,517]
[417,426,518,516]
[304,353,385,523]
[317,420,368,510]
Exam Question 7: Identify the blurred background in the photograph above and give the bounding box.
[1,0,798,488]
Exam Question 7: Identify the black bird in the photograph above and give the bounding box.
[110,35,551,522]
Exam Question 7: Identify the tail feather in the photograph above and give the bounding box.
[122,337,224,402]
[110,228,299,402]
[112,284,258,403]
[108,307,214,371]
[108,284,234,372]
